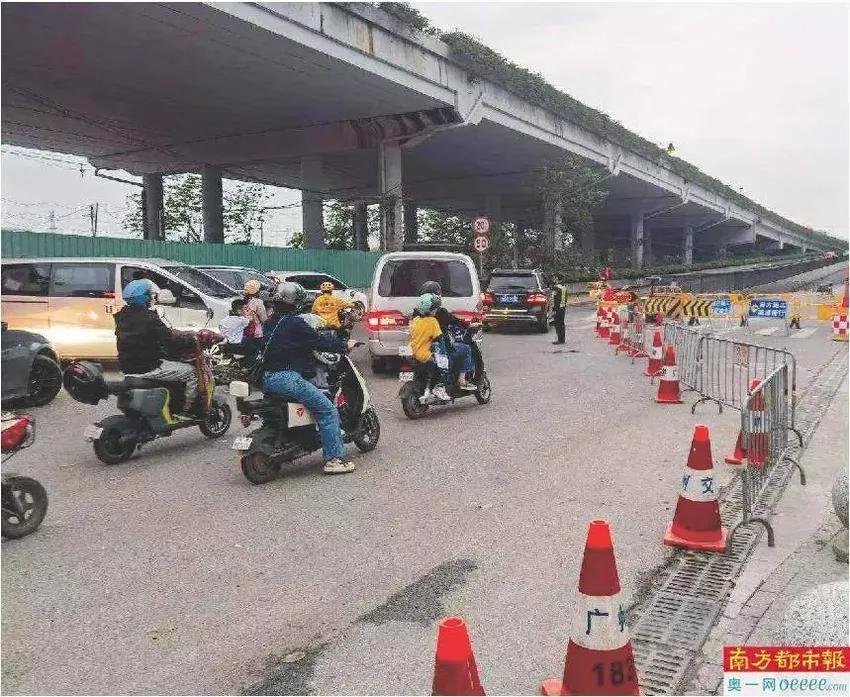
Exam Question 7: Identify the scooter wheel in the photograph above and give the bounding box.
[2,476,48,539]
[241,451,281,485]
[475,375,492,405]
[93,429,137,465]
[199,401,232,439]
[353,408,380,452]
[401,394,429,420]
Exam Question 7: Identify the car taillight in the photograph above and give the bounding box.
[527,293,548,304]
[481,292,495,305]
[1,414,33,453]
[365,310,409,330]
[454,311,483,324]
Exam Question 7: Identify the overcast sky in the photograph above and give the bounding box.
[2,1,848,241]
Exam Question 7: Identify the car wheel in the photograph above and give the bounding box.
[23,354,63,407]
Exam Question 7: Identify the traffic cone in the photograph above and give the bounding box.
[629,316,647,359]
[432,617,486,696]
[745,386,768,468]
[595,308,602,336]
[664,425,727,553]
[541,520,640,696]
[724,379,760,465]
[654,345,683,404]
[608,311,621,346]
[598,307,611,339]
[643,330,663,376]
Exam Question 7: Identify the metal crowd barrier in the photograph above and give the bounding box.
[658,322,704,394]
[728,365,806,547]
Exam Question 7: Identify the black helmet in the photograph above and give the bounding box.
[419,281,442,296]
[337,306,358,329]
[63,361,108,405]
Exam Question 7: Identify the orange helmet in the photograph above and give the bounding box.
[320,281,334,293]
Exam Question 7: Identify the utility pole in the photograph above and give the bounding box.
[48,210,56,232]
[90,203,99,237]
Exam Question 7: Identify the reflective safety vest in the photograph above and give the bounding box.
[554,284,568,309]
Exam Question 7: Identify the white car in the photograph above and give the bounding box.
[267,271,368,317]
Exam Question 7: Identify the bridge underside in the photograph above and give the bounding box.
[0,2,818,261]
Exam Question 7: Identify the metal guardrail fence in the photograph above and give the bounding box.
[669,258,838,294]
[728,365,806,546]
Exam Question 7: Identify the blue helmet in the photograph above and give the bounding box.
[417,293,441,315]
[122,279,156,306]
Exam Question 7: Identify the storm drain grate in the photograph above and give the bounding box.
[660,555,739,601]
[634,641,694,694]
[632,592,724,650]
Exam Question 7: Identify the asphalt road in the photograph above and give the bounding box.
[1,307,841,695]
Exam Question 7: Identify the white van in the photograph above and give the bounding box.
[1,257,238,360]
[364,251,482,373]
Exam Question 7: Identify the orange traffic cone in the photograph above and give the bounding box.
[598,307,611,339]
[724,380,760,465]
[608,312,621,346]
[541,520,640,696]
[654,345,683,404]
[664,425,727,553]
[432,617,486,696]
[643,330,663,376]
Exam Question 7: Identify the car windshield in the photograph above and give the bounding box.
[487,275,539,291]
[161,266,236,298]
[378,259,473,297]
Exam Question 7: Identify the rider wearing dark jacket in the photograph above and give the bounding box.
[262,312,345,377]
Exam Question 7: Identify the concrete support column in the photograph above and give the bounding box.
[630,212,645,268]
[644,227,654,265]
[142,173,164,241]
[403,200,418,246]
[513,218,525,268]
[543,196,563,255]
[379,141,403,251]
[353,203,369,251]
[683,226,694,266]
[719,245,728,258]
[202,166,224,243]
[300,157,325,250]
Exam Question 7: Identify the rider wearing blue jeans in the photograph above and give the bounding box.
[261,281,356,475]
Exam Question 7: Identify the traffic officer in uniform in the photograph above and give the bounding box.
[552,273,568,345]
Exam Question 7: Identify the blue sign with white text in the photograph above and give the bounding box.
[748,299,787,319]
[712,299,732,316]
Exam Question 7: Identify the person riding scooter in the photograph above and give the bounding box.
[412,281,477,391]
[312,281,354,328]
[114,279,199,414]
[261,281,358,475]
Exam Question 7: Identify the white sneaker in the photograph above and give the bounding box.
[432,384,451,401]
[458,375,477,391]
[323,458,355,474]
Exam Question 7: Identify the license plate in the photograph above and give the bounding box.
[232,436,253,450]
[398,372,414,383]
[498,295,519,304]
[84,425,103,441]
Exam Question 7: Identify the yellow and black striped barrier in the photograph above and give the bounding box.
[681,298,713,318]
[642,295,683,319]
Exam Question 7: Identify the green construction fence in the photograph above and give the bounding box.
[0,231,381,288]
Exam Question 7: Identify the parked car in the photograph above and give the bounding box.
[267,271,368,316]
[0,258,238,361]
[1,321,63,406]
[364,251,482,374]
[481,268,553,333]
[194,265,277,295]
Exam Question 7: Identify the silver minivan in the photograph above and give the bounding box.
[364,251,482,373]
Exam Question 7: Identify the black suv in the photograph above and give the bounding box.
[481,268,554,333]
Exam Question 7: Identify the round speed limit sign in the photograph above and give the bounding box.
[472,217,491,235]
[472,235,489,252]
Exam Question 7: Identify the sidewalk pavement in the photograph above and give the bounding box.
[686,375,849,695]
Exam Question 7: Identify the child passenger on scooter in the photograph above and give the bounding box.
[409,294,452,402]
[218,299,257,357]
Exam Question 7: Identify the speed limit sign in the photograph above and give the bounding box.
[472,234,489,252]
[472,217,490,235]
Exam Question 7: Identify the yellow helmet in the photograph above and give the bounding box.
[320,281,334,293]
[243,279,262,295]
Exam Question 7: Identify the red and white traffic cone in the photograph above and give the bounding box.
[608,312,621,347]
[541,520,641,696]
[654,345,683,404]
[664,425,727,553]
[724,379,760,465]
[598,307,611,339]
[432,617,486,696]
[745,386,768,468]
[643,330,663,377]
[595,308,602,336]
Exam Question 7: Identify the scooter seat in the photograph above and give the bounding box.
[122,376,162,389]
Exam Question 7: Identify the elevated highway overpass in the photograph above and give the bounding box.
[1,2,841,263]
